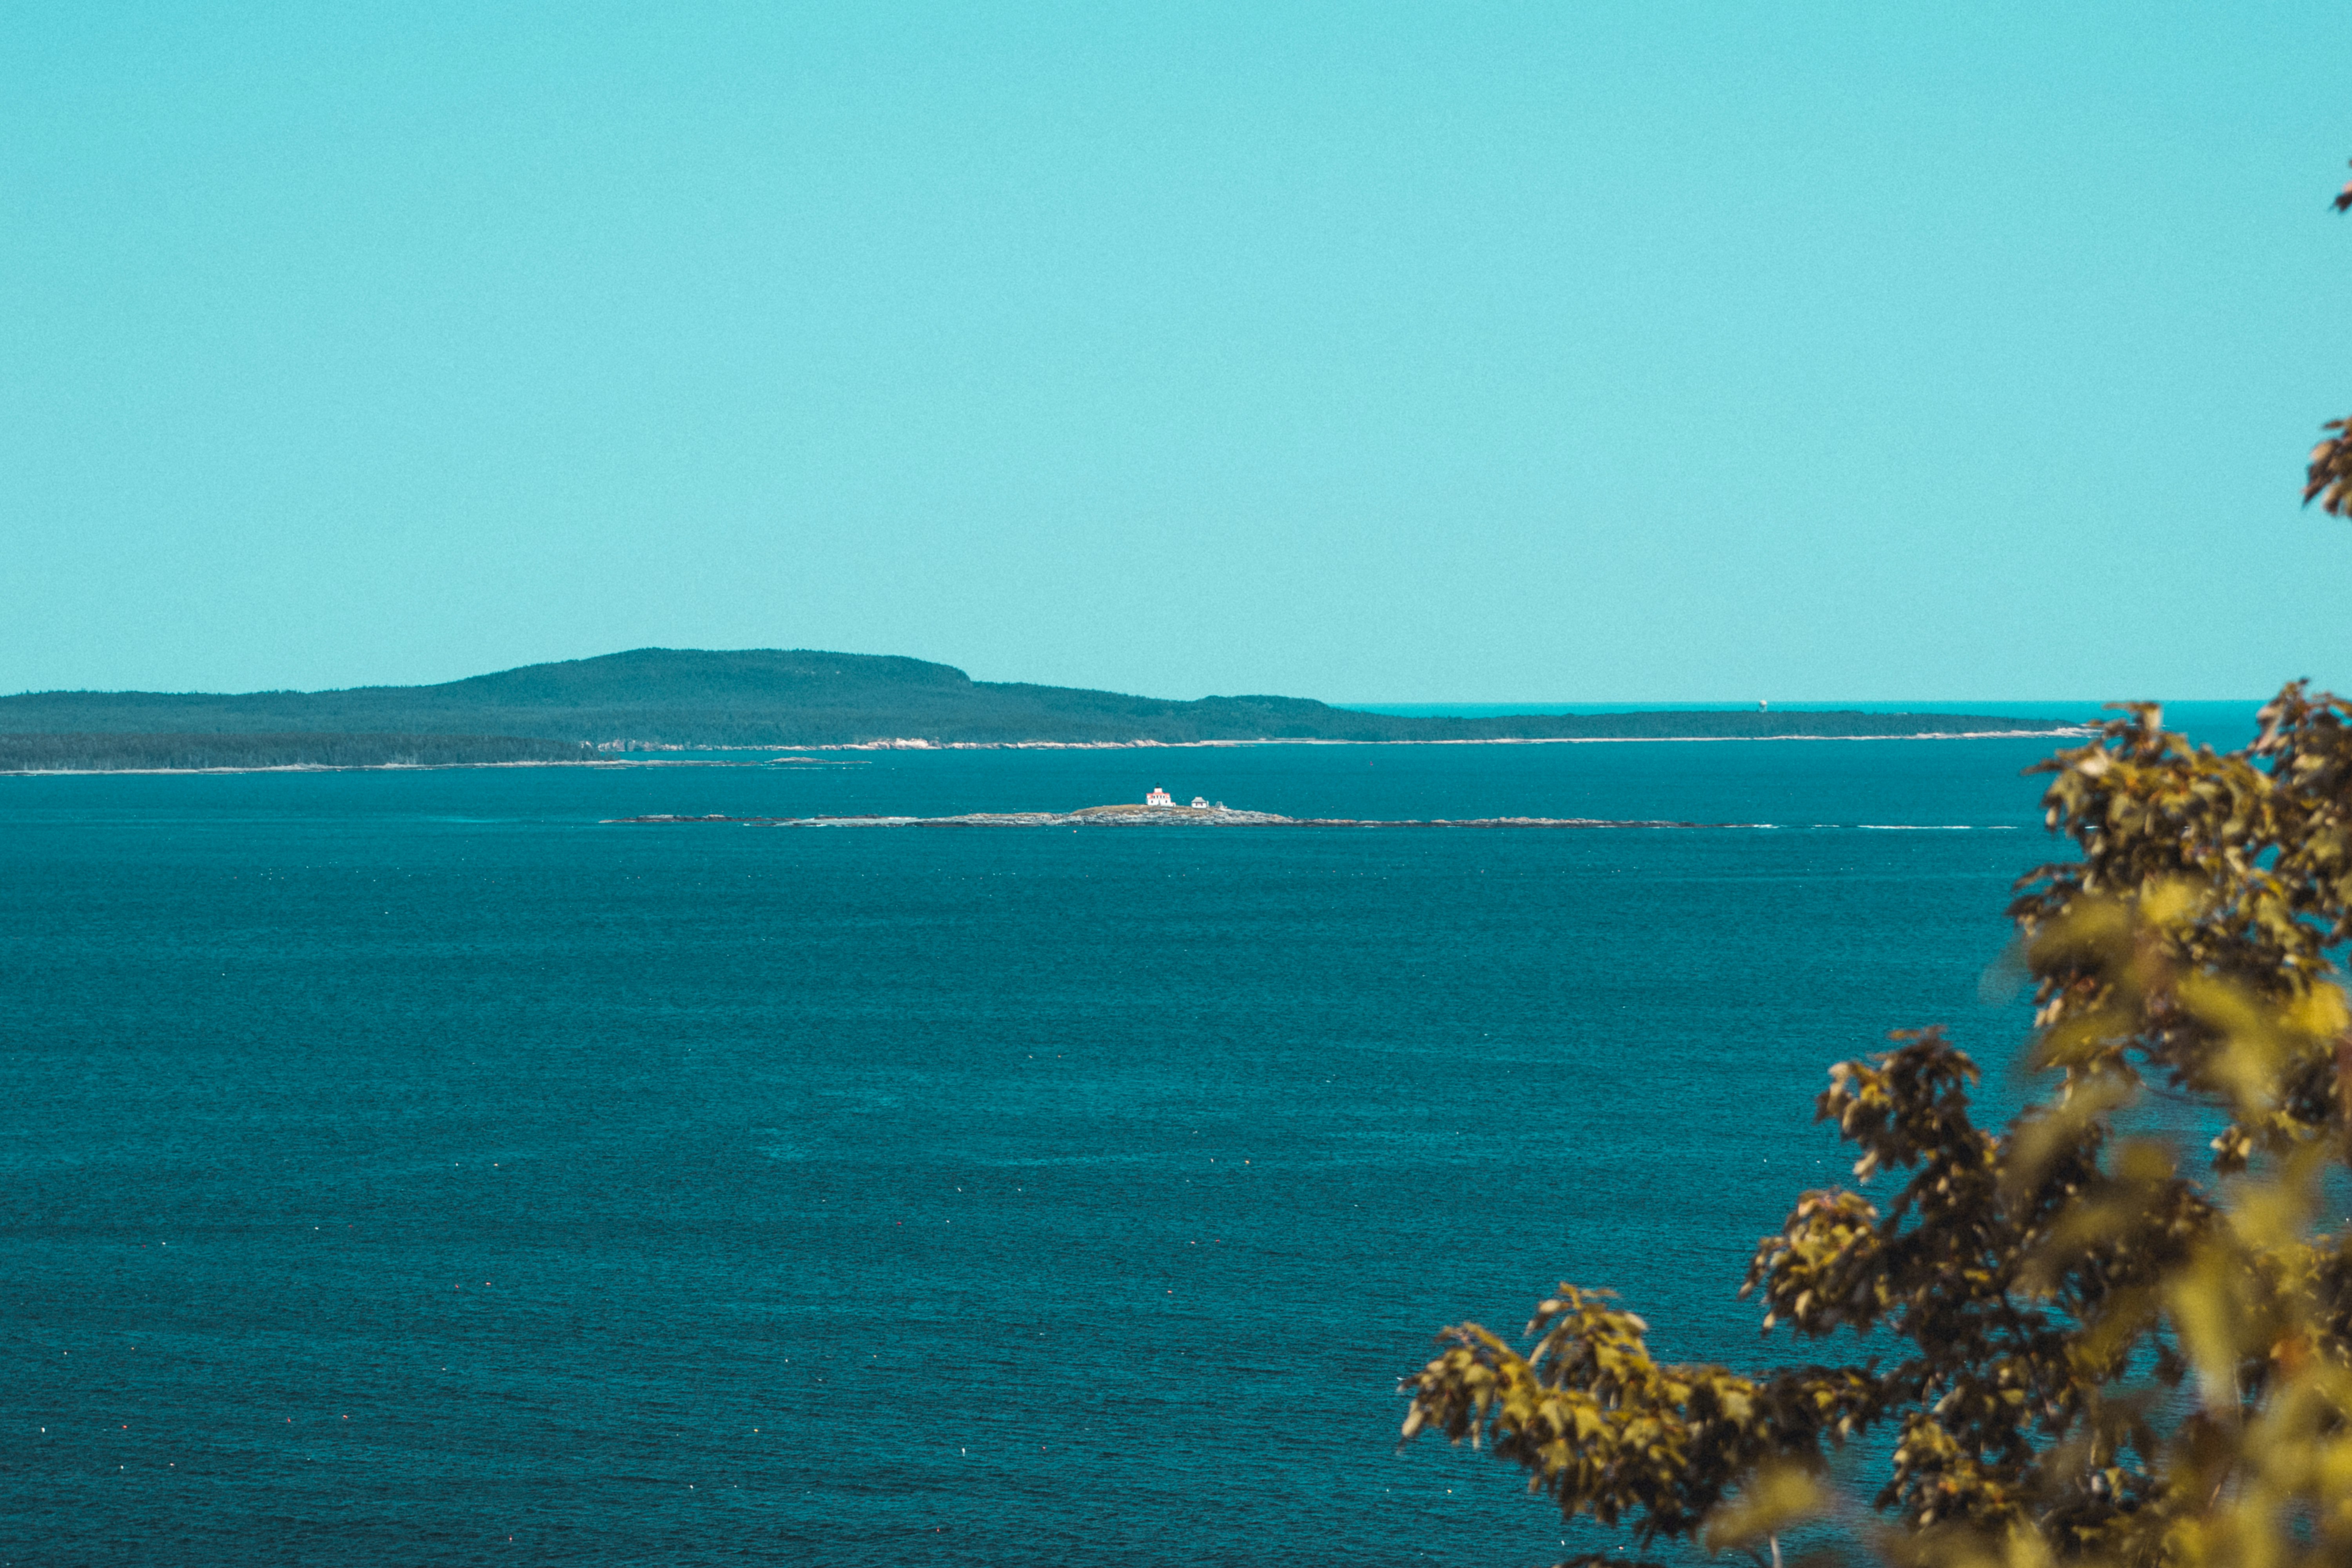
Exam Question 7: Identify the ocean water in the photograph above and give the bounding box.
[1338,700,2267,727]
[0,733,2204,1564]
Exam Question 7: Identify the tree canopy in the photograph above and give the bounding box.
[2310,166,2352,517]
[1400,168,2352,1568]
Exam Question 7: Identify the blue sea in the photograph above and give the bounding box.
[0,715,2264,1564]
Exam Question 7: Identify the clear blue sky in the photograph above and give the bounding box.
[5,4,2348,702]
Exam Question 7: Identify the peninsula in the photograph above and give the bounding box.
[0,648,2087,766]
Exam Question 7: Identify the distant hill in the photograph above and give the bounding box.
[0,648,2088,749]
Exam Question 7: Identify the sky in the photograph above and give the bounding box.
[5,4,2349,703]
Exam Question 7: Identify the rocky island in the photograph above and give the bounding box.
[608,802,1724,829]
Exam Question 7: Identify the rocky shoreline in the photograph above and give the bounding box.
[606,804,1726,829]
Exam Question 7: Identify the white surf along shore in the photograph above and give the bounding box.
[606,804,1739,829]
[810,728,2092,751]
[0,725,2096,777]
[0,728,2100,777]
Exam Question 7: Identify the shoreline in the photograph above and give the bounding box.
[812,728,2092,751]
[607,808,1737,829]
[0,727,2095,776]
[0,758,741,777]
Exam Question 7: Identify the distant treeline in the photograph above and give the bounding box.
[0,732,595,772]
[0,649,2091,747]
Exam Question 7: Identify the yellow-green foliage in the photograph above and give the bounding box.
[1400,697,2352,1568]
[1400,155,2352,1568]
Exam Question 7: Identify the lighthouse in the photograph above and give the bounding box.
[1145,787,1174,806]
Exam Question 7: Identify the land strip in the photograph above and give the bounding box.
[606,807,1729,829]
[0,731,594,772]
[0,647,2091,750]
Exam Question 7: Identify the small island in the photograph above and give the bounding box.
[608,790,1721,829]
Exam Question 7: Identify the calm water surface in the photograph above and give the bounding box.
[0,736,2180,1564]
